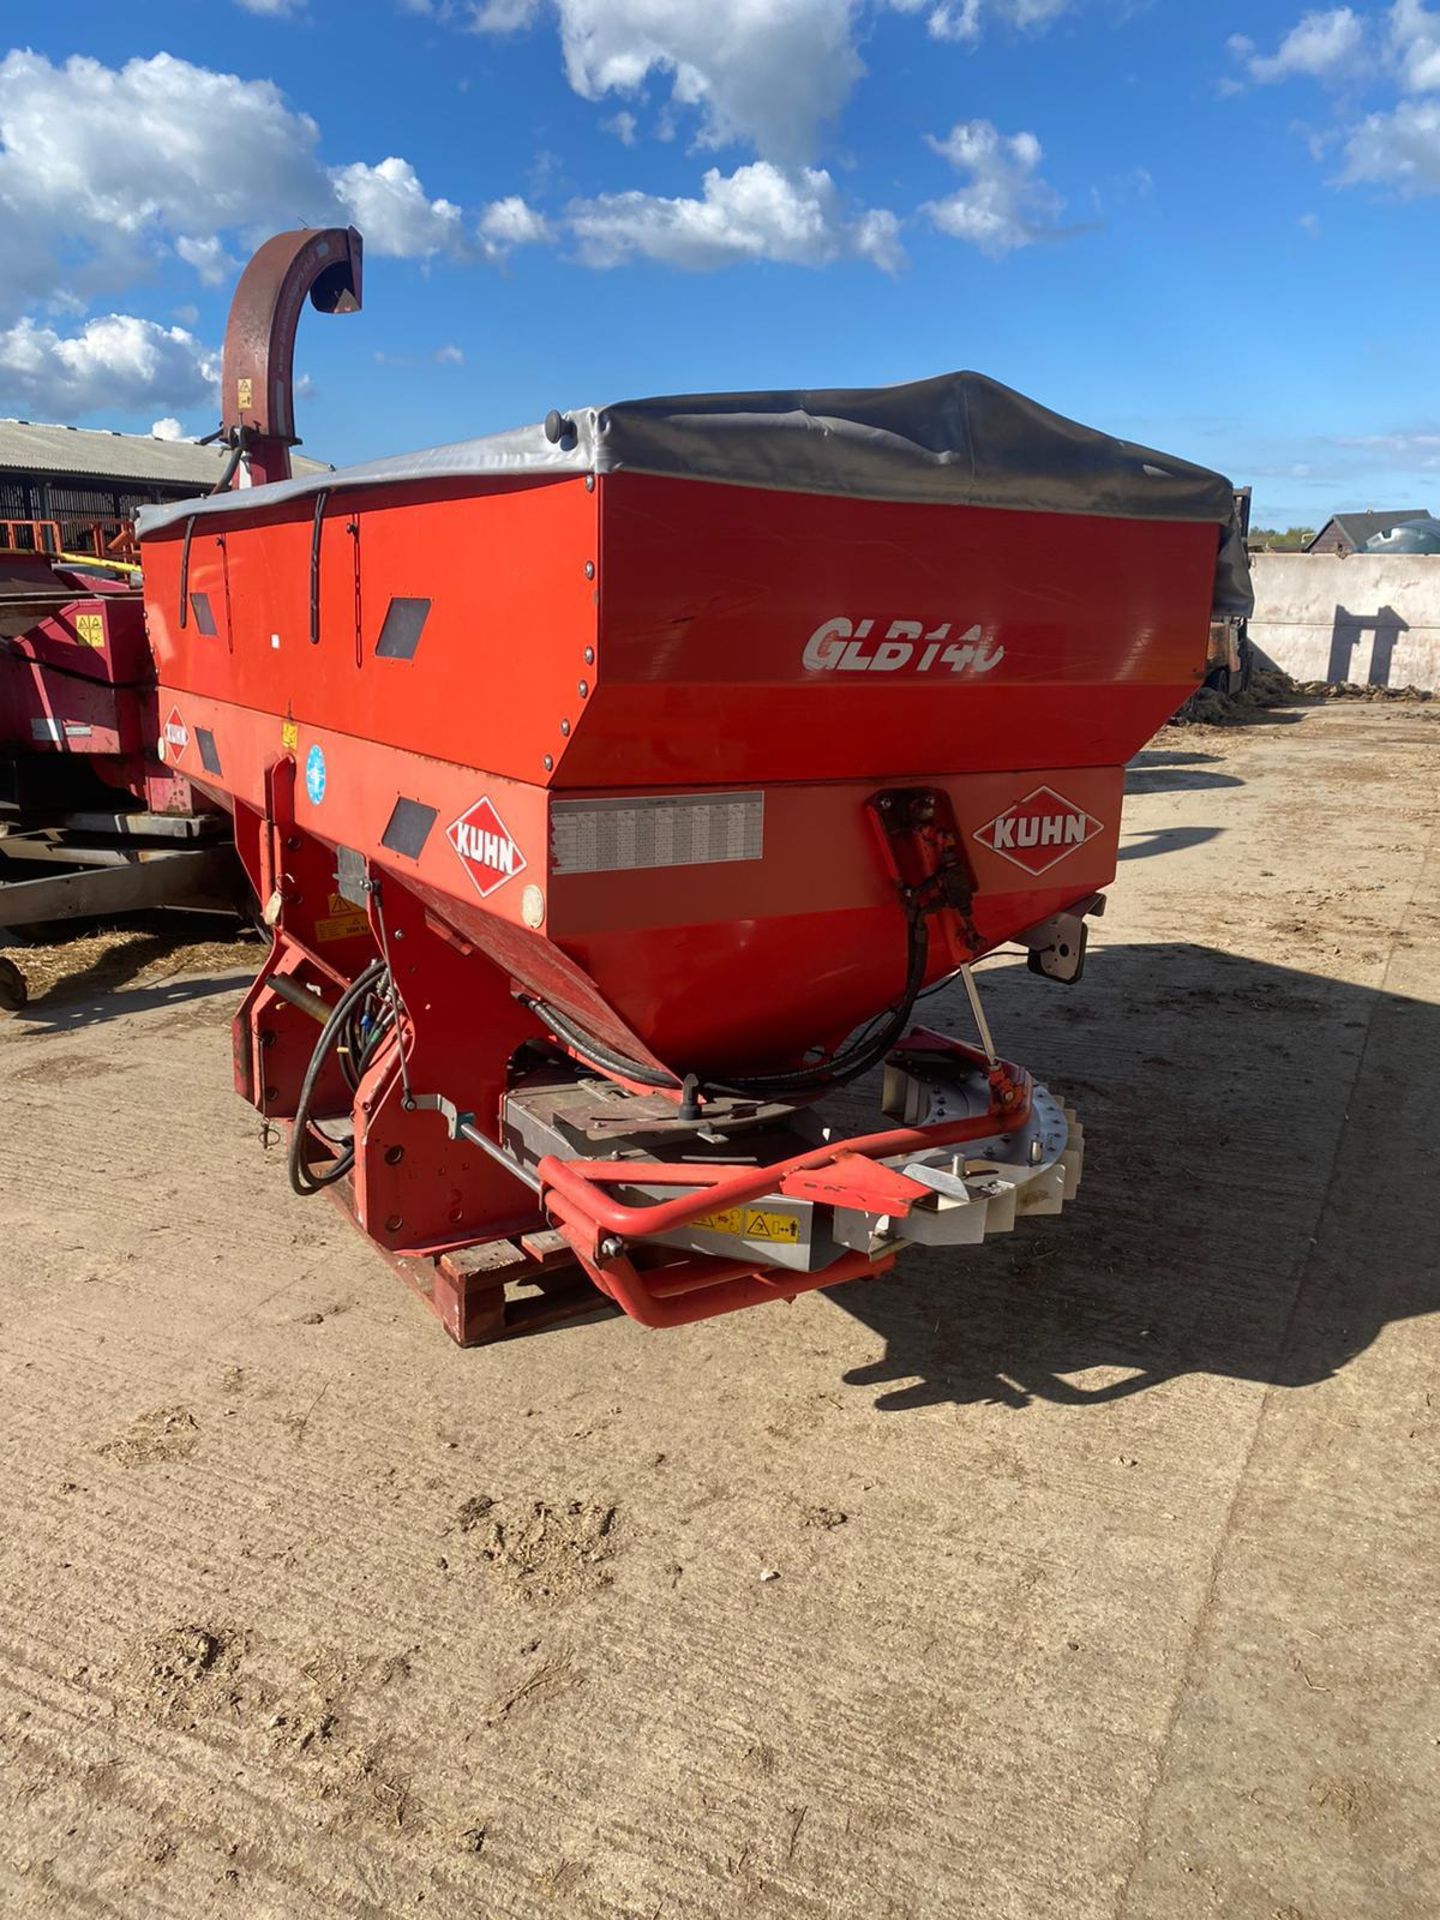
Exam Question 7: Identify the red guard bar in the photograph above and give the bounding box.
[538,1060,1033,1248]
[545,1202,898,1329]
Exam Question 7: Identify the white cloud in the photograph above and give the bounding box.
[151,416,186,439]
[0,50,537,417]
[470,0,542,24]
[478,194,555,256]
[1342,93,1440,186]
[890,0,1075,43]
[568,160,902,268]
[1,28,1085,418]
[0,52,328,251]
[174,235,241,286]
[853,206,905,271]
[922,120,1064,254]
[604,108,639,143]
[469,0,864,163]
[1228,8,1365,84]
[1232,3,1440,195]
[1335,428,1440,456]
[331,157,466,256]
[0,50,478,322]
[1325,2,1440,189]
[371,342,473,368]
[458,0,1081,160]
[1232,0,1440,101]
[0,314,217,418]
[1390,0,1440,90]
[233,0,307,13]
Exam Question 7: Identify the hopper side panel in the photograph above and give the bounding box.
[142,476,598,784]
[547,766,1123,1068]
[562,474,1215,786]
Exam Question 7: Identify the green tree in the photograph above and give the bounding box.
[1249,527,1315,550]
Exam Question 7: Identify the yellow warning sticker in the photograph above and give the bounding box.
[316,892,369,943]
[691,1206,801,1244]
[237,376,253,412]
[281,719,299,752]
[75,612,104,648]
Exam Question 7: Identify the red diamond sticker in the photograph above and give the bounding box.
[447,795,527,899]
[161,704,189,761]
[973,785,1104,877]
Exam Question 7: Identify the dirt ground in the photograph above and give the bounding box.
[1,699,1437,1920]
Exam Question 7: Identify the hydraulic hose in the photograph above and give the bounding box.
[523,906,931,1106]
[517,994,679,1091]
[288,959,388,1196]
[719,909,929,1099]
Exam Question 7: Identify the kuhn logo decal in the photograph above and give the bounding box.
[803,618,1004,677]
[973,787,1103,877]
[447,796,527,899]
[161,705,189,759]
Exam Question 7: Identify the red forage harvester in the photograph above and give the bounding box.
[137,373,1250,1343]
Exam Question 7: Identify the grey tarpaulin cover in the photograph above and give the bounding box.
[138,373,1253,616]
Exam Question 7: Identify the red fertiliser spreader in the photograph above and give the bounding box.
[137,357,1250,1344]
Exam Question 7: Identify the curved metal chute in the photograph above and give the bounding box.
[217,227,364,487]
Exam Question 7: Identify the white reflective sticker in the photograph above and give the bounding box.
[552,791,764,876]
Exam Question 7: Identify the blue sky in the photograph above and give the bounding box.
[3,1,1439,527]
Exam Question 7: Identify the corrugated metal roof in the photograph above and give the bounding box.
[0,418,332,486]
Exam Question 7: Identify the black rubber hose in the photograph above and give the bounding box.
[518,994,681,1091]
[719,910,929,1099]
[288,960,387,1196]
[337,984,393,1093]
[208,441,244,495]
[522,908,930,1105]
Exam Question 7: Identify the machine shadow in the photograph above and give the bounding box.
[824,945,1439,1412]
[1128,749,1228,769]
[5,913,260,1031]
[1124,755,1244,795]
[1124,769,1243,794]
[1169,702,1310,732]
[16,970,246,1033]
[1117,826,1225,861]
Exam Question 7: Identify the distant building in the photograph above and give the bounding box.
[1306,509,1430,556]
[0,419,332,551]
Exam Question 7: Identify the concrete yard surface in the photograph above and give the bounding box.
[1,700,1437,1919]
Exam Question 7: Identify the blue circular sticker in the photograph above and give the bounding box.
[305,744,327,805]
